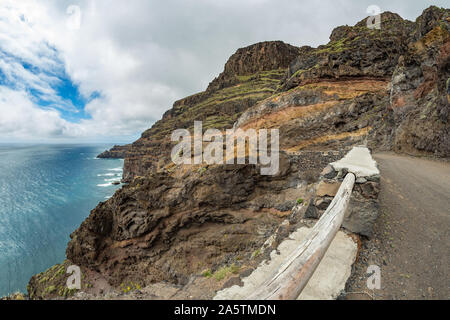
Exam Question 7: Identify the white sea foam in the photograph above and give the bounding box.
[97,173,116,177]
[97,183,113,187]
[108,167,123,171]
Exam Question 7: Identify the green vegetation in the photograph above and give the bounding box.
[202,269,213,278]
[119,281,142,294]
[236,74,254,82]
[143,68,287,141]
[52,264,66,279]
[57,286,77,298]
[28,260,83,299]
[296,198,304,205]
[213,264,240,281]
[291,69,305,78]
[39,276,49,284]
[44,285,56,295]
[237,69,285,82]
[251,249,261,259]
[315,38,348,55]
[197,167,207,175]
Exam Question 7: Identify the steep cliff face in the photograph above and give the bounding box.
[29,6,449,299]
[97,145,130,159]
[388,7,450,156]
[233,13,405,153]
[281,12,414,91]
[207,41,301,91]
[64,154,337,288]
[122,41,300,182]
[235,7,449,156]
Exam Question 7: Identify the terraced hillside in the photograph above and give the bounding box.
[122,41,300,181]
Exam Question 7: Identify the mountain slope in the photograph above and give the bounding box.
[121,41,300,181]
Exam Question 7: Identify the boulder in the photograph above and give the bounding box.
[343,195,379,238]
[316,181,341,197]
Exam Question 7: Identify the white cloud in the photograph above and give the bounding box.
[0,0,447,142]
[0,87,72,139]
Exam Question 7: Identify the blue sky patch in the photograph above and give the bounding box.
[0,46,97,123]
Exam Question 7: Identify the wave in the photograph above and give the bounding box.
[97,173,116,177]
[107,167,123,172]
[97,183,113,187]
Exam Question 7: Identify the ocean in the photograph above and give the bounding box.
[0,144,124,297]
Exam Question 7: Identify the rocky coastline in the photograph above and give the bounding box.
[23,6,449,300]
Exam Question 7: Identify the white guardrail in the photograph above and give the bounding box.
[247,173,356,300]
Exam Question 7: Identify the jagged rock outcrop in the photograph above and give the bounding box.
[387,6,450,156]
[281,12,415,91]
[97,145,130,159]
[207,41,300,91]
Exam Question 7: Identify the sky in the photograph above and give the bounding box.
[0,0,447,143]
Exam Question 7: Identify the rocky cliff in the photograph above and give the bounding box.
[29,6,449,299]
[120,41,300,182]
[388,8,450,155]
[236,8,449,157]
[97,145,130,159]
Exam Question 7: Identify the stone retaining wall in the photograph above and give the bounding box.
[305,146,380,237]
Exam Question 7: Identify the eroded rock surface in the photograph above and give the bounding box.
[97,145,130,159]
[65,152,344,291]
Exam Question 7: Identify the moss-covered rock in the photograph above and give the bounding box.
[27,260,83,300]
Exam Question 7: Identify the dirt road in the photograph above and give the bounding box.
[345,153,450,300]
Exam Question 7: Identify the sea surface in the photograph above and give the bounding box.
[0,144,124,296]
